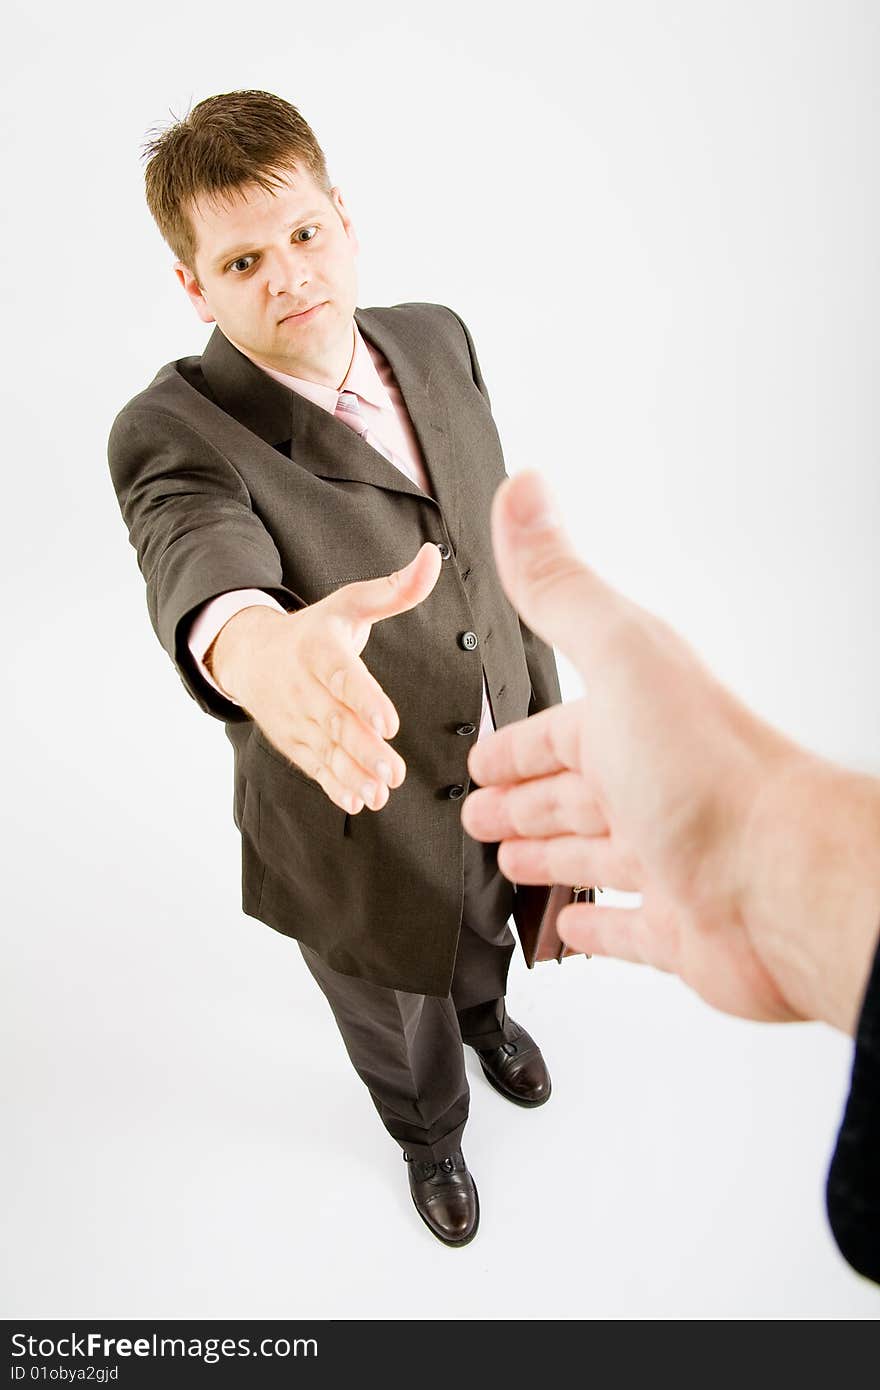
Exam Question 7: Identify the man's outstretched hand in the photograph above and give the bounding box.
[210,543,443,815]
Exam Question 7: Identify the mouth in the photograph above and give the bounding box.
[278,301,327,326]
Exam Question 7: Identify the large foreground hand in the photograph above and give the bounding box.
[462,472,880,1032]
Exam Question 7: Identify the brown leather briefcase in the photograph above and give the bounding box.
[512,884,596,967]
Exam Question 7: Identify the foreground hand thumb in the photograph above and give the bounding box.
[491,471,618,667]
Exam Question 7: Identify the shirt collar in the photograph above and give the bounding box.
[242,321,393,416]
[341,322,393,412]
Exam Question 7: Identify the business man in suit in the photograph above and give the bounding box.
[108,90,562,1246]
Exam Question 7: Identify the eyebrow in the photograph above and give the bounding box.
[213,211,327,268]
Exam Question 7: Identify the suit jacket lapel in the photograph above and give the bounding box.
[199,315,459,542]
[201,324,294,449]
[354,308,459,543]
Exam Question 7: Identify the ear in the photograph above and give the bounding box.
[331,186,359,256]
[174,260,216,324]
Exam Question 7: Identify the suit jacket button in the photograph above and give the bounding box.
[448,784,466,799]
[460,631,479,650]
[455,723,477,736]
[437,542,451,559]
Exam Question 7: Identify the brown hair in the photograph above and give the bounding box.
[141,89,333,279]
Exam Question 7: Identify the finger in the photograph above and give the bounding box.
[555,902,672,974]
[496,834,641,891]
[281,741,367,815]
[467,700,583,788]
[331,714,406,792]
[314,653,401,739]
[461,772,606,842]
[294,719,391,812]
[331,542,443,626]
[300,700,405,800]
[307,686,407,790]
[490,472,629,676]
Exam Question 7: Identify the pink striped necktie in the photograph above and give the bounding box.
[334,390,395,466]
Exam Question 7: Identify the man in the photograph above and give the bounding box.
[461,469,880,1284]
[107,89,563,1247]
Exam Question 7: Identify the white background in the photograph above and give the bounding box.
[2,0,879,1319]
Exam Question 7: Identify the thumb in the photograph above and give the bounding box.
[332,542,443,625]
[491,471,622,669]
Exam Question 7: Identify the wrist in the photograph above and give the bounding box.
[208,605,289,705]
[738,751,880,1034]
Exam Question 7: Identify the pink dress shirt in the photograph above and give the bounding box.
[187,322,496,742]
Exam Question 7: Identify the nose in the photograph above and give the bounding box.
[266,243,310,299]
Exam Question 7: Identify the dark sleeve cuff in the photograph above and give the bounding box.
[825,926,880,1284]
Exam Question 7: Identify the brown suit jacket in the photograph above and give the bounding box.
[108,302,560,995]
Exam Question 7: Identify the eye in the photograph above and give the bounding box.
[294,226,318,242]
[228,256,255,274]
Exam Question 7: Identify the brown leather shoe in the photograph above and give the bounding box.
[403,1149,479,1247]
[474,1020,552,1107]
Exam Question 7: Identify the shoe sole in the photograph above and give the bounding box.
[477,1057,552,1108]
[410,1181,480,1248]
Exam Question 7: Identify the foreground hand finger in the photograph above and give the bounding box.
[467,700,582,788]
[462,772,606,842]
[556,902,673,974]
[496,834,641,890]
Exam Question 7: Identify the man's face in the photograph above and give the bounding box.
[175,164,359,385]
